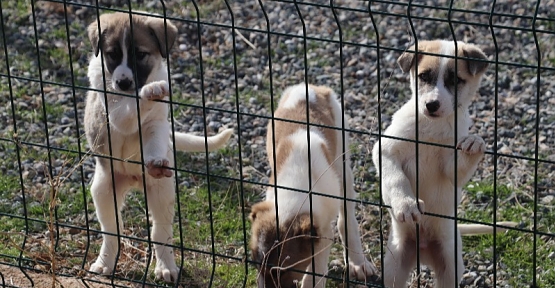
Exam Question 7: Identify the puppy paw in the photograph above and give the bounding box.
[391,198,425,224]
[348,259,378,280]
[457,135,485,155]
[89,260,114,275]
[155,260,179,283]
[139,81,169,101]
[145,158,173,178]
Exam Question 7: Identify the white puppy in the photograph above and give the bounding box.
[84,12,232,282]
[249,84,377,288]
[372,40,515,287]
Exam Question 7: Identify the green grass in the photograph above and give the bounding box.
[0,171,25,258]
[2,124,554,287]
[174,183,256,287]
[167,150,258,287]
[0,1,553,286]
[0,132,92,268]
[461,181,555,286]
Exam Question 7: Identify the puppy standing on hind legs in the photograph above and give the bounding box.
[84,12,232,282]
[249,84,377,288]
[372,40,516,287]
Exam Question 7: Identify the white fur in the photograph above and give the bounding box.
[85,26,232,282]
[372,41,514,287]
[279,84,317,109]
[266,129,340,223]
[265,85,377,287]
[110,28,134,91]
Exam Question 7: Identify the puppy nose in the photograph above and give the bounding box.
[425,100,440,114]
[116,79,132,91]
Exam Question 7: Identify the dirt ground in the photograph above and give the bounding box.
[0,265,127,288]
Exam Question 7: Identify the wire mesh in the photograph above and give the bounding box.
[0,0,553,287]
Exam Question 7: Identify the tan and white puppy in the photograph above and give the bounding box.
[372,40,515,287]
[250,84,377,288]
[85,12,232,282]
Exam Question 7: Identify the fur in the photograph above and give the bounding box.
[250,84,377,288]
[84,12,232,282]
[373,40,516,287]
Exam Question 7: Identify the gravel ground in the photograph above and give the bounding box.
[0,0,554,287]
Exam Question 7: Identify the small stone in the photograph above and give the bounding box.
[541,195,554,204]
[68,227,81,235]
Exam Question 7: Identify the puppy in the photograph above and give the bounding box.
[84,12,232,282]
[250,84,377,288]
[372,40,515,287]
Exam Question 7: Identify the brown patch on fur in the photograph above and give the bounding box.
[87,12,177,58]
[398,41,488,80]
[434,43,488,84]
[458,44,489,77]
[249,201,274,222]
[397,40,443,73]
[266,85,337,185]
[249,201,320,288]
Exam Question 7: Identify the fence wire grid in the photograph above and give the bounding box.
[0,0,554,287]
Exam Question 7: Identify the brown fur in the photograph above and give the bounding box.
[266,85,337,184]
[373,40,515,288]
[84,12,232,282]
[88,12,177,58]
[398,40,488,78]
[251,84,377,287]
[250,202,319,288]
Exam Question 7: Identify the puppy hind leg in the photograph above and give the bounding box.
[146,176,178,282]
[301,229,333,288]
[429,236,464,288]
[89,166,130,275]
[337,166,377,280]
[383,234,416,288]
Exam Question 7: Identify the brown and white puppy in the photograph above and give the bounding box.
[250,84,377,288]
[372,40,515,287]
[85,12,232,282]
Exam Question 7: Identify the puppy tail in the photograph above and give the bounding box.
[173,128,233,152]
[459,221,518,236]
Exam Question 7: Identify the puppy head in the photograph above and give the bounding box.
[87,12,178,92]
[397,40,488,118]
[249,202,319,288]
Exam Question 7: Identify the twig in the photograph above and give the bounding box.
[235,29,256,50]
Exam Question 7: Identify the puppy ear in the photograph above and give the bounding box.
[462,45,489,76]
[148,18,178,58]
[87,20,102,57]
[249,201,273,222]
[397,44,424,73]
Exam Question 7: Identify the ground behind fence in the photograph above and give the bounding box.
[0,0,554,287]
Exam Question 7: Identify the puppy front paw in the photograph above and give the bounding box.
[139,81,169,101]
[348,259,378,280]
[145,158,173,178]
[155,260,179,283]
[391,198,425,224]
[457,135,485,155]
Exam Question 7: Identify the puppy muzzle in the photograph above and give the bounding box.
[116,78,134,91]
[425,100,441,116]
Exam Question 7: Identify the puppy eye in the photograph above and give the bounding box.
[105,51,119,59]
[446,73,465,87]
[135,51,148,60]
[418,71,433,84]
